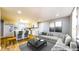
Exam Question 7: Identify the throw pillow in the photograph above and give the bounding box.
[50,33,53,36]
[63,34,70,43]
[65,35,72,46]
[42,32,47,35]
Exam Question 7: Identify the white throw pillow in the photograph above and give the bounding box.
[51,39,72,51]
[65,35,71,46]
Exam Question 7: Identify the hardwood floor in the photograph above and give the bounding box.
[0,34,36,51]
[1,39,28,51]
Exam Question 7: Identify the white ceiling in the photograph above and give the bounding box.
[2,7,73,22]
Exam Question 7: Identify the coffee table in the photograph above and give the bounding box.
[27,39,47,51]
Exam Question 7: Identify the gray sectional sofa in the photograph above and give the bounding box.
[39,32,78,51]
[39,32,65,40]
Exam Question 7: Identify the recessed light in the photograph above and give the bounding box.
[17,10,22,14]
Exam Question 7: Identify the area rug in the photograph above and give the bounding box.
[19,40,56,51]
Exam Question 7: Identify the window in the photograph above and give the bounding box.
[49,21,62,32]
[55,21,62,32]
[49,22,54,32]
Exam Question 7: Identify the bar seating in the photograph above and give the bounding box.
[24,30,29,38]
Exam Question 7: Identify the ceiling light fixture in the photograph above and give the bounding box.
[17,10,22,14]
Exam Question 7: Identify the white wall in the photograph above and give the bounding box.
[38,16,71,35]
[55,16,71,35]
[4,24,14,37]
[71,8,77,41]
[39,22,49,34]
[77,8,79,38]
[69,15,72,36]
[63,17,71,35]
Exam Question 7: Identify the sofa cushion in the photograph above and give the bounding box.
[49,36,61,40]
[51,39,72,51]
[41,32,47,35]
[65,34,72,46]
[49,32,65,42]
[48,32,65,38]
[58,33,65,39]
[47,32,53,36]
[51,44,72,51]
[51,46,67,51]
